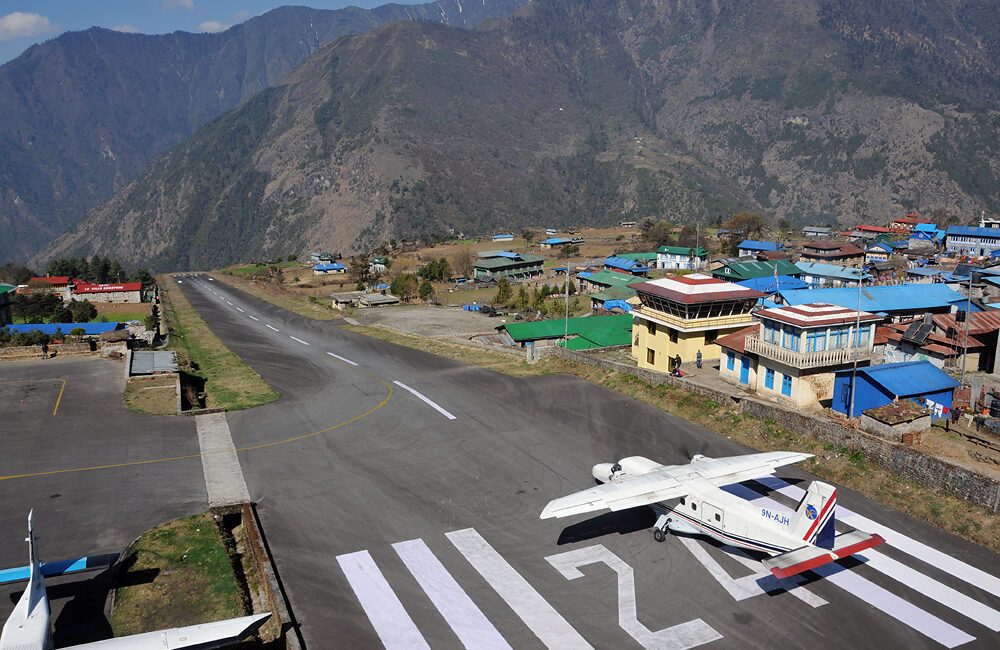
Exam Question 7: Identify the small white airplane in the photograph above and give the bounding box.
[0,511,270,650]
[541,451,885,579]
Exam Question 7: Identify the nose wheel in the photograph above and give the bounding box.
[653,528,667,543]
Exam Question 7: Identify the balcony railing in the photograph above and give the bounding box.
[632,304,754,330]
[745,336,873,370]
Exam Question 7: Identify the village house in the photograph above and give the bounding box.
[796,262,871,288]
[71,281,144,303]
[865,243,894,264]
[656,246,708,270]
[602,256,651,276]
[710,259,802,282]
[717,303,880,410]
[736,240,781,257]
[796,241,865,267]
[20,276,74,302]
[832,361,959,419]
[877,317,987,371]
[945,225,1000,258]
[801,226,832,238]
[313,262,346,275]
[888,215,932,233]
[473,251,545,279]
[773,283,971,322]
[539,236,584,249]
[491,233,514,242]
[630,274,765,372]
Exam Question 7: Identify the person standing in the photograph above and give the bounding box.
[40,342,49,359]
[696,350,703,369]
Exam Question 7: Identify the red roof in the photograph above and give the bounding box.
[856,225,893,233]
[933,311,1000,336]
[757,303,882,328]
[714,325,758,354]
[892,216,931,225]
[73,282,142,294]
[29,276,71,286]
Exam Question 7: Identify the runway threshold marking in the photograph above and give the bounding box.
[0,377,394,482]
[289,336,310,346]
[447,528,593,649]
[326,352,359,366]
[393,539,512,650]
[392,381,456,420]
[337,550,430,650]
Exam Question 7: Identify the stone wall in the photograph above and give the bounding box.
[860,413,931,441]
[550,346,1000,513]
[0,342,95,360]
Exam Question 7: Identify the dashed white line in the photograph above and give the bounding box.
[289,336,310,346]
[248,315,259,321]
[226,301,233,305]
[236,307,244,312]
[326,352,359,366]
[266,324,279,332]
[392,381,456,420]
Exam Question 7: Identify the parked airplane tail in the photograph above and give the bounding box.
[790,481,837,549]
[764,530,886,579]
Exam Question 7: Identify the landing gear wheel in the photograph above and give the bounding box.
[653,528,667,543]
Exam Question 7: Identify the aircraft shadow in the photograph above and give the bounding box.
[557,508,656,545]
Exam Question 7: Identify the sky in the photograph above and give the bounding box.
[0,0,424,64]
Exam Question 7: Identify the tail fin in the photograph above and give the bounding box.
[790,481,837,549]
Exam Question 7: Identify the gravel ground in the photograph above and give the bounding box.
[355,304,508,341]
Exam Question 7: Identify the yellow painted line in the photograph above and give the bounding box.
[52,379,66,416]
[0,379,393,483]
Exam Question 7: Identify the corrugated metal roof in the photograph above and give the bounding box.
[577,270,641,288]
[501,314,632,342]
[737,240,781,251]
[778,284,966,313]
[603,256,649,272]
[734,275,809,293]
[843,361,959,397]
[657,246,708,256]
[131,351,178,375]
[712,259,801,280]
[796,262,871,281]
[314,263,345,271]
[5,322,124,336]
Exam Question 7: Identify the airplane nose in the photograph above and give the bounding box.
[592,463,616,482]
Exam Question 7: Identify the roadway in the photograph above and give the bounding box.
[171,274,1000,649]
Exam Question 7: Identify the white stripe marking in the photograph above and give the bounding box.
[266,324,279,332]
[447,528,593,650]
[393,539,512,650]
[326,351,359,366]
[726,483,997,632]
[289,336,310,346]
[392,381,456,420]
[756,477,1000,597]
[236,307,244,313]
[336,551,429,650]
[226,301,233,305]
[249,315,259,321]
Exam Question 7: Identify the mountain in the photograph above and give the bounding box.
[42,0,1000,271]
[0,0,526,263]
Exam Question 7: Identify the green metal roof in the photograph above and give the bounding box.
[578,270,641,288]
[0,283,15,294]
[712,259,801,281]
[473,253,546,270]
[590,286,637,302]
[617,252,658,262]
[502,314,633,343]
[657,246,708,257]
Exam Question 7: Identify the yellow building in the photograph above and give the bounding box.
[630,274,765,373]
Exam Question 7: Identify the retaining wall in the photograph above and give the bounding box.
[549,346,1000,513]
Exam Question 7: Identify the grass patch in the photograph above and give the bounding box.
[124,375,177,415]
[213,271,341,320]
[160,276,278,411]
[344,325,1000,552]
[111,513,244,636]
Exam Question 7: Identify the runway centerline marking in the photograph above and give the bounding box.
[289,336,310,346]
[392,381,456,420]
[337,550,429,650]
[326,352,359,366]
[226,301,233,305]
[266,324,280,332]
[236,307,245,313]
[393,539,512,649]
[249,315,259,321]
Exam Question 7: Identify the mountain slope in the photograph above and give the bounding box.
[43,0,1000,271]
[0,0,526,263]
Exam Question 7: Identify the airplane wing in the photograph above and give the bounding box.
[685,451,814,487]
[540,471,690,519]
[69,613,271,649]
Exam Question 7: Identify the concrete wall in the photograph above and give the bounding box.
[548,346,1000,513]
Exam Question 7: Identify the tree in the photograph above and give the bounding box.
[521,228,535,243]
[67,300,97,323]
[0,262,34,285]
[558,243,580,259]
[724,211,766,242]
[777,217,790,233]
[349,254,372,289]
[514,284,530,311]
[109,261,124,282]
[417,257,452,282]
[494,277,513,305]
[51,305,73,323]
[418,280,435,301]
[642,220,674,246]
[452,248,475,279]
[390,273,419,302]
[677,225,698,248]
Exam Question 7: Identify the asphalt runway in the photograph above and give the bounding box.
[0,356,205,646]
[169,274,1000,649]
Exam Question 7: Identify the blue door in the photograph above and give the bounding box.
[739,356,750,384]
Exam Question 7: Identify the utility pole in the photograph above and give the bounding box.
[961,273,976,387]
[564,270,570,345]
[848,272,863,419]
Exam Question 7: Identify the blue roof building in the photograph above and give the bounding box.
[313,262,346,273]
[776,284,970,319]
[540,237,584,248]
[734,275,809,294]
[492,233,514,242]
[832,361,959,418]
[737,240,781,255]
[602,256,650,276]
[5,322,125,336]
[796,262,872,288]
[945,225,1000,257]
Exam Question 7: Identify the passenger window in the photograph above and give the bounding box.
[691,503,697,511]
[680,497,685,505]
[715,514,721,522]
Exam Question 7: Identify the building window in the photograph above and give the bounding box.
[649,322,657,335]
[782,326,800,351]
[727,351,735,371]
[668,329,678,344]
[705,330,718,344]
[647,348,655,365]
[781,374,792,397]
[853,325,870,347]
[830,326,849,349]
[806,329,827,352]
[764,368,775,390]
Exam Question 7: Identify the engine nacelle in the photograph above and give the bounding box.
[616,456,662,474]
[592,463,618,483]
